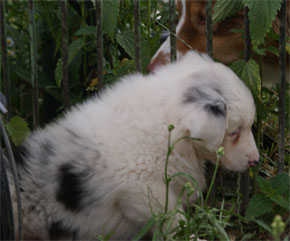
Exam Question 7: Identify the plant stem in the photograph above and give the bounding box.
[164,128,173,213]
[205,154,220,207]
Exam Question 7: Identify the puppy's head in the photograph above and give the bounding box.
[179,58,259,172]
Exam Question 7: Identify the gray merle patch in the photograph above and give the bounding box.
[183,85,226,117]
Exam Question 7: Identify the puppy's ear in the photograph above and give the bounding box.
[182,81,226,152]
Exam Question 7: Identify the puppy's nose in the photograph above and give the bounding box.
[248,159,259,167]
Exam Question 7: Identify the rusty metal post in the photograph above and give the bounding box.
[0,117,23,240]
[278,0,286,174]
[241,6,251,202]
[96,0,103,88]
[206,0,213,57]
[0,0,11,119]
[28,0,39,127]
[61,0,70,110]
[1,151,15,240]
[169,0,176,62]
[134,0,141,72]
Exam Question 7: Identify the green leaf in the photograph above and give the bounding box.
[231,59,261,90]
[131,216,156,241]
[243,0,282,46]
[213,0,243,24]
[241,232,256,241]
[231,59,266,117]
[270,193,290,210]
[74,26,96,36]
[286,42,290,55]
[256,175,273,194]
[253,45,279,57]
[269,173,290,195]
[245,193,273,221]
[14,66,31,83]
[102,0,120,40]
[255,219,272,233]
[116,31,135,59]
[116,31,151,72]
[5,116,30,146]
[55,38,85,87]
[55,58,63,87]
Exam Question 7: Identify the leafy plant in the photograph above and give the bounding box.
[4,116,30,146]
[213,0,283,46]
[243,0,282,46]
[213,0,243,23]
[245,173,290,221]
[231,59,266,118]
[133,125,232,241]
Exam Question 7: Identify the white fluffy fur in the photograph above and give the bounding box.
[13,51,259,240]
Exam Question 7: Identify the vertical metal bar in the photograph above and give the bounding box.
[96,0,103,88]
[61,0,70,110]
[244,7,251,61]
[206,0,213,57]
[241,6,251,202]
[134,0,141,72]
[169,0,176,62]
[0,117,23,240]
[1,151,15,240]
[0,0,11,119]
[28,0,39,127]
[205,0,215,203]
[278,0,286,174]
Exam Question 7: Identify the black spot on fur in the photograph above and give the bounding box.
[28,205,36,212]
[205,101,226,117]
[14,145,29,168]
[48,220,77,240]
[56,164,89,211]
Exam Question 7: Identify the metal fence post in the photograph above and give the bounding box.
[206,0,213,57]
[1,151,15,240]
[241,6,251,203]
[61,0,70,110]
[134,0,141,72]
[96,0,103,89]
[278,0,286,174]
[205,0,216,202]
[0,0,11,119]
[169,0,176,62]
[0,117,23,240]
[28,0,39,127]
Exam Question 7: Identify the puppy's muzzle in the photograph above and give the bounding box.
[248,159,259,167]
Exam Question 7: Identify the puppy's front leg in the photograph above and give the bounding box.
[117,180,184,239]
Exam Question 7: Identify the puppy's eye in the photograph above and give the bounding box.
[230,128,240,142]
[231,129,239,136]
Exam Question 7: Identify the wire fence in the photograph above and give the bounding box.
[0,0,287,240]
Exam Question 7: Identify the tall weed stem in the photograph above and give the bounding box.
[164,124,175,213]
[205,147,224,207]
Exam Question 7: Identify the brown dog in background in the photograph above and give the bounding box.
[148,0,289,85]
